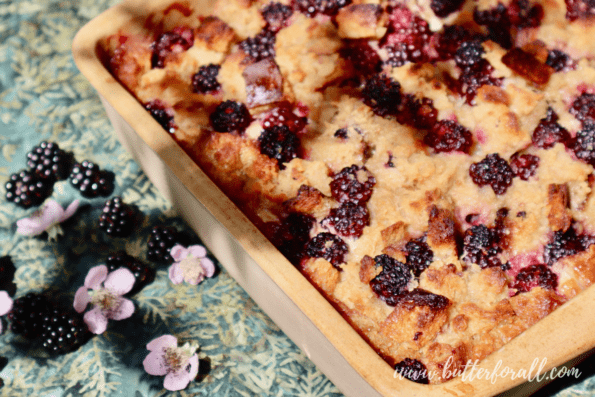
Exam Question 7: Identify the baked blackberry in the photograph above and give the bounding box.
[261,2,293,32]
[573,123,595,166]
[381,6,431,66]
[99,196,136,237]
[0,256,16,296]
[294,0,351,17]
[264,213,314,266]
[8,292,51,339]
[239,30,276,62]
[147,226,180,262]
[462,224,504,269]
[69,160,115,198]
[397,94,438,130]
[305,232,349,268]
[323,202,370,238]
[362,74,402,117]
[571,93,595,125]
[151,27,194,69]
[469,153,513,195]
[5,169,53,209]
[394,358,429,384]
[566,0,595,21]
[262,102,307,134]
[510,264,558,294]
[26,141,74,181]
[435,25,475,61]
[210,100,252,133]
[510,153,540,180]
[370,254,412,306]
[330,165,376,205]
[546,49,574,72]
[405,236,433,277]
[532,107,571,149]
[258,125,301,169]
[107,251,155,295]
[340,40,381,76]
[424,120,473,154]
[192,64,221,94]
[145,100,176,133]
[543,226,592,266]
[473,3,512,49]
[40,308,90,355]
[431,0,465,17]
[454,40,485,70]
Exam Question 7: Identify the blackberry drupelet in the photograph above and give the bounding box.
[8,293,51,339]
[107,251,155,295]
[69,161,115,198]
[147,226,180,262]
[26,141,74,182]
[40,308,90,355]
[99,196,136,237]
[5,169,54,209]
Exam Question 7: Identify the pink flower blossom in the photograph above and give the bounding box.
[16,199,79,240]
[143,335,199,391]
[0,291,13,334]
[73,265,135,334]
[168,244,215,285]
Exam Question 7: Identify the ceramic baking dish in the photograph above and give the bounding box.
[72,1,595,395]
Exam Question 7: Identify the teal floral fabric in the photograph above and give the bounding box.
[0,1,594,397]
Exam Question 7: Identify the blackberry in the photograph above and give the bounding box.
[147,226,180,262]
[340,40,381,76]
[543,226,592,266]
[455,61,502,105]
[239,30,276,62]
[431,0,465,17]
[397,95,438,130]
[424,119,473,154]
[381,6,431,66]
[469,154,513,195]
[107,251,155,295]
[394,358,429,384]
[151,27,194,69]
[294,0,351,17]
[462,224,504,269]
[5,169,53,208]
[565,0,595,21]
[26,141,74,182]
[511,264,558,294]
[330,165,376,205]
[385,43,426,67]
[210,100,252,133]
[99,196,136,237]
[546,49,574,72]
[510,153,540,180]
[261,2,293,32]
[264,213,315,265]
[398,288,450,309]
[532,107,571,149]
[507,0,543,29]
[435,25,475,61]
[473,3,512,49]
[8,293,51,339]
[40,308,90,355]
[334,128,348,139]
[305,232,349,269]
[405,236,433,277]
[362,74,402,117]
[192,64,221,94]
[454,40,485,70]
[369,254,412,306]
[0,256,16,296]
[573,123,595,166]
[323,202,370,238]
[145,100,176,134]
[69,161,115,198]
[262,102,307,134]
[258,125,301,169]
[571,93,595,125]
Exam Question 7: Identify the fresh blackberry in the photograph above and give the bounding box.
[107,251,155,295]
[469,154,513,195]
[258,125,301,169]
[99,196,136,237]
[340,40,381,76]
[570,93,595,125]
[69,161,115,198]
[145,100,176,134]
[264,213,315,265]
[454,40,485,70]
[323,202,370,238]
[26,141,74,182]
[5,169,53,209]
[511,264,558,294]
[543,226,592,266]
[239,30,276,62]
[532,107,571,149]
[369,254,412,306]
[294,0,351,17]
[40,308,90,355]
[0,256,16,296]
[396,94,438,130]
[261,2,293,32]
[305,232,349,269]
[362,74,402,117]
[394,358,429,384]
[510,153,540,180]
[405,236,433,277]
[8,293,51,339]
[330,165,376,205]
[546,49,574,72]
[424,119,473,154]
[151,27,194,69]
[573,123,595,166]
[462,224,504,269]
[210,100,252,133]
[431,0,465,17]
[192,64,221,94]
[147,226,180,262]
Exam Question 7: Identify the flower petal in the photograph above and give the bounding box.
[143,350,169,376]
[84,307,109,334]
[73,287,91,313]
[85,265,108,290]
[16,218,47,236]
[109,298,134,320]
[168,264,184,285]
[60,199,80,222]
[170,245,187,262]
[146,335,178,351]
[104,268,135,296]
[164,366,193,391]
[187,354,199,381]
[201,258,216,278]
[187,245,207,259]
[0,291,13,316]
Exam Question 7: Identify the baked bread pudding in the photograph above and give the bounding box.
[103,0,595,384]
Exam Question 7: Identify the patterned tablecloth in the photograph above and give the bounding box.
[0,1,594,396]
